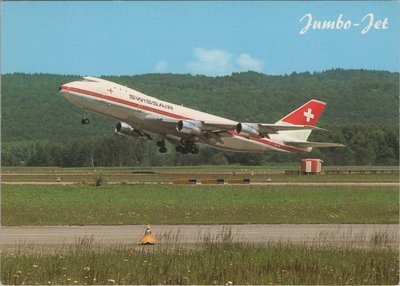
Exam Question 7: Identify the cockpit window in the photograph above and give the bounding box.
[81,76,110,84]
[82,77,99,82]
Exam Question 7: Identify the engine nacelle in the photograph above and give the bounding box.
[115,122,148,139]
[236,123,260,137]
[115,122,134,136]
[176,120,202,136]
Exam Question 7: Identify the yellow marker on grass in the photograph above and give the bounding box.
[140,225,157,245]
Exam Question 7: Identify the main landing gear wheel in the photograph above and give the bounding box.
[176,142,199,154]
[157,140,167,153]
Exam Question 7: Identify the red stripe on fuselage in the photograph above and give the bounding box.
[61,85,190,120]
[60,85,306,153]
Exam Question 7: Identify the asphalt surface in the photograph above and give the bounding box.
[1,224,398,251]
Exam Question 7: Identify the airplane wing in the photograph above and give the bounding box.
[146,115,324,134]
[196,122,237,131]
[144,116,178,125]
[284,141,345,148]
[144,115,237,132]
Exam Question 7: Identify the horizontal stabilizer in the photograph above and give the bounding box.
[284,141,345,148]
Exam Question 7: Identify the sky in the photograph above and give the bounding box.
[2,1,400,76]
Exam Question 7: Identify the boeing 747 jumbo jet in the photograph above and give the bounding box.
[59,77,344,154]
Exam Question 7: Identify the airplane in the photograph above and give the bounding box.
[59,76,344,154]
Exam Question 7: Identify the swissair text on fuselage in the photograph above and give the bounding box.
[129,94,174,110]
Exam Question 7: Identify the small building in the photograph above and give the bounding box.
[301,158,323,174]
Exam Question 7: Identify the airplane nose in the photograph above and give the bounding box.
[59,85,68,92]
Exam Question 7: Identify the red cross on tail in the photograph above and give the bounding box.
[280,99,326,126]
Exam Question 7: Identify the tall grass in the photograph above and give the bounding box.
[2,231,398,285]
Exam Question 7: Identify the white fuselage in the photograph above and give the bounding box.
[60,77,307,153]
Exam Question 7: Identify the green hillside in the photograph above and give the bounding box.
[1,74,112,143]
[1,70,399,166]
[2,70,398,143]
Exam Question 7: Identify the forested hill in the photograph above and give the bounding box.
[2,70,398,143]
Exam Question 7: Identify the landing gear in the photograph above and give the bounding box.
[175,145,185,153]
[176,140,199,154]
[81,112,90,125]
[155,139,199,154]
[157,140,167,153]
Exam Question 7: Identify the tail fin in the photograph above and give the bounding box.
[276,99,326,141]
[279,99,326,125]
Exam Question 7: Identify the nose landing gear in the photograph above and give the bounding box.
[81,112,90,125]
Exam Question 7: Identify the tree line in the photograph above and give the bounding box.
[2,125,398,167]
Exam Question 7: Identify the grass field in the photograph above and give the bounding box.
[2,167,398,285]
[1,235,398,285]
[2,184,398,225]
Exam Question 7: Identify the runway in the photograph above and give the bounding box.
[1,224,398,251]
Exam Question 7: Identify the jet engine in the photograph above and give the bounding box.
[236,123,260,137]
[176,120,202,136]
[115,122,148,139]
